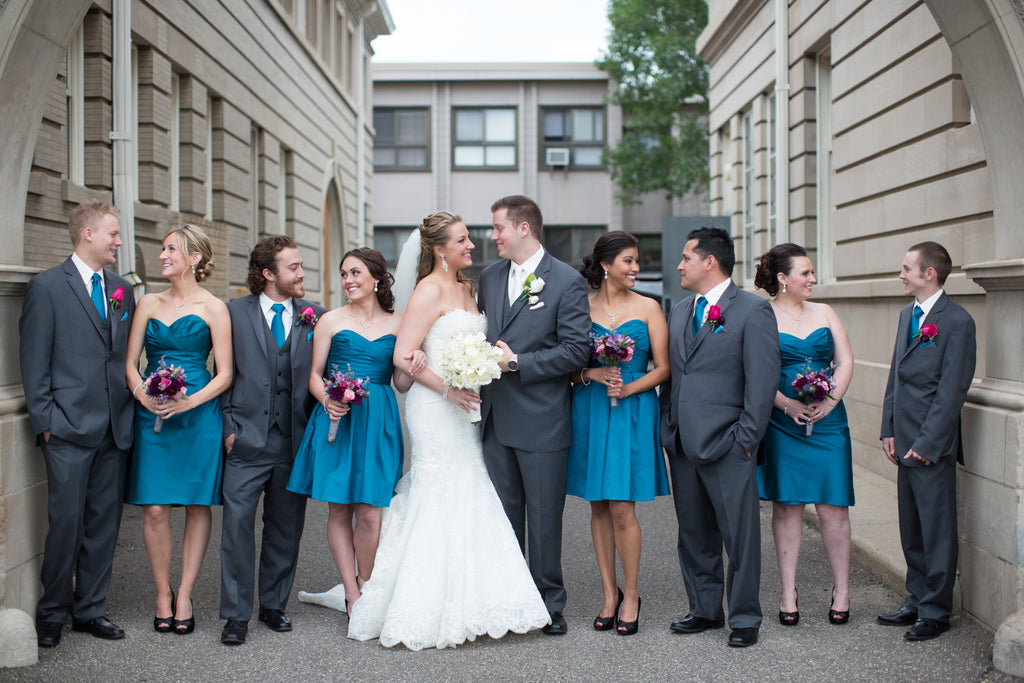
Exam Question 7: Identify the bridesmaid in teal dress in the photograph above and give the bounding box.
[754,243,855,627]
[287,248,413,613]
[567,232,670,636]
[125,225,232,635]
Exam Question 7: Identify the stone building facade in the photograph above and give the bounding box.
[0,0,392,624]
[697,0,1024,657]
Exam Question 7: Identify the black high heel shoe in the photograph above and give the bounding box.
[154,587,175,633]
[616,596,641,636]
[173,597,195,635]
[593,587,624,631]
[828,586,850,625]
[778,589,799,626]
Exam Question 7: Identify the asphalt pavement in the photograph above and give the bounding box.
[2,492,1013,682]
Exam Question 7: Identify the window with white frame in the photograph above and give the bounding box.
[741,111,755,283]
[374,108,429,170]
[767,91,777,245]
[66,24,85,185]
[541,107,604,168]
[816,51,834,282]
[170,74,180,211]
[453,107,516,168]
[205,96,213,220]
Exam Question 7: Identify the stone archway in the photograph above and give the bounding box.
[923,0,1024,674]
[322,180,345,309]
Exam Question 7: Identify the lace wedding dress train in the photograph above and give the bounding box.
[347,310,550,650]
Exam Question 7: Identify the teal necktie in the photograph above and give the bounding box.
[271,303,286,348]
[908,305,923,345]
[91,273,106,321]
[691,296,707,337]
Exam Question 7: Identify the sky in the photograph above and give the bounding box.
[371,0,612,63]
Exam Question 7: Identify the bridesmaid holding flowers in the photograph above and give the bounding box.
[567,231,670,636]
[286,248,413,613]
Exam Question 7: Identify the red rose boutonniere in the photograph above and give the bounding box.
[916,323,938,344]
[294,306,318,327]
[704,304,725,333]
[109,286,125,311]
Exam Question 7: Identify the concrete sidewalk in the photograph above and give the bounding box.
[2,479,1012,682]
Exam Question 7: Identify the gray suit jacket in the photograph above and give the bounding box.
[880,293,976,465]
[221,295,325,459]
[478,251,592,452]
[660,282,780,464]
[19,257,135,450]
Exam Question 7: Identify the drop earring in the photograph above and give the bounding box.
[441,254,449,272]
[604,270,608,280]
[373,280,379,292]
[782,282,787,294]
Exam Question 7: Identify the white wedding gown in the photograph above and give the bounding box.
[347,310,550,650]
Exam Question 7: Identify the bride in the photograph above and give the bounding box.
[346,211,550,650]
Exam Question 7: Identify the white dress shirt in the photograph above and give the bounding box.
[507,246,545,306]
[260,292,293,340]
[915,289,944,324]
[695,278,732,326]
[71,251,105,302]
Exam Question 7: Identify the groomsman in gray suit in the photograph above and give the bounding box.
[219,235,325,645]
[478,195,592,635]
[877,241,976,641]
[19,200,135,647]
[660,227,779,648]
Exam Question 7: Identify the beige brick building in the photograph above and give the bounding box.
[698,0,1024,659]
[0,0,392,633]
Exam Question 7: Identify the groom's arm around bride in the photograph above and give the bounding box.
[477,195,591,634]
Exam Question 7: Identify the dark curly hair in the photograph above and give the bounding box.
[246,235,297,296]
[342,247,396,313]
[580,231,640,289]
[754,243,808,297]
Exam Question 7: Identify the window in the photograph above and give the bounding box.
[767,91,777,244]
[374,108,429,170]
[66,24,84,185]
[541,107,604,168]
[546,226,606,269]
[816,51,834,282]
[453,107,516,168]
[741,111,755,283]
[279,147,289,234]
[205,96,213,220]
[170,74,180,211]
[251,127,261,243]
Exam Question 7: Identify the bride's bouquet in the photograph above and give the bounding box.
[323,365,370,442]
[439,331,504,424]
[143,357,187,434]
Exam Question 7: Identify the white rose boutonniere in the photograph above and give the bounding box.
[520,274,545,307]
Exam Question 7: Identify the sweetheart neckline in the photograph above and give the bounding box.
[779,327,832,342]
[148,313,206,329]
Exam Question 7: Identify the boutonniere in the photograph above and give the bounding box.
[520,274,545,305]
[109,286,125,311]
[704,304,725,333]
[294,306,318,328]
[916,323,938,344]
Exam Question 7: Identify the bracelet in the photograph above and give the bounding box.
[783,397,789,416]
[579,369,590,386]
[132,381,144,399]
[443,386,449,400]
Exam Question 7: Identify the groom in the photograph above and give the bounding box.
[478,195,591,635]
[660,227,779,648]
[219,235,325,645]
[19,199,135,647]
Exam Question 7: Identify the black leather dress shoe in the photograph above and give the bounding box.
[36,621,63,648]
[542,611,568,635]
[258,608,292,632]
[221,619,248,645]
[905,618,950,641]
[670,614,726,634]
[71,616,124,640]
[877,605,918,626]
[727,627,759,647]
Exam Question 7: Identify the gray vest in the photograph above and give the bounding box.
[263,320,293,438]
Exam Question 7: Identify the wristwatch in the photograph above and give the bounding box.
[506,355,519,372]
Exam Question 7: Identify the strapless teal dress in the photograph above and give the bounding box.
[757,327,855,506]
[287,331,404,507]
[127,314,223,506]
[567,320,670,501]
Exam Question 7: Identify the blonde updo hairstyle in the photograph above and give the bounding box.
[165,224,215,283]
[415,211,473,293]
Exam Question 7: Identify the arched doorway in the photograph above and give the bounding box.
[322,180,345,309]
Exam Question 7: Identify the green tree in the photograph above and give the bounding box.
[596,0,709,204]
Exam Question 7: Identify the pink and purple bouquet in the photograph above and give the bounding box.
[143,357,187,434]
[791,363,836,436]
[323,365,370,442]
[591,331,635,407]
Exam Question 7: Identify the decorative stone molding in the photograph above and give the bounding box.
[963,258,1024,290]
[0,265,37,296]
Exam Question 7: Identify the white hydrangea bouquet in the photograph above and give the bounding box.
[439,331,505,424]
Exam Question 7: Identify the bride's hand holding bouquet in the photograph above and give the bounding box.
[439,331,504,424]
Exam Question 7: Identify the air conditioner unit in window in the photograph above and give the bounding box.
[546,147,570,167]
